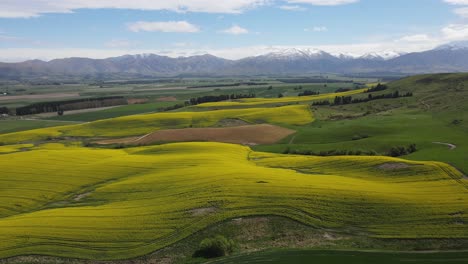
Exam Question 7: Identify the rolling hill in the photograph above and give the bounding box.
[0,142,465,260]
[0,73,466,263]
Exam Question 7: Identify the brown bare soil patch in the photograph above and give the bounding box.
[188,207,218,217]
[0,93,80,101]
[127,98,149,104]
[97,124,295,146]
[156,96,177,102]
[73,192,92,201]
[377,162,412,170]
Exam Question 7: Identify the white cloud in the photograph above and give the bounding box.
[398,34,431,42]
[0,0,364,18]
[279,5,307,11]
[312,26,328,32]
[128,21,200,33]
[395,24,468,46]
[441,24,468,40]
[221,25,249,35]
[454,7,468,18]
[286,0,358,6]
[444,0,468,5]
[304,26,328,32]
[0,0,268,18]
[443,0,468,18]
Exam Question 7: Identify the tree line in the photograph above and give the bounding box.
[388,144,417,157]
[187,82,267,89]
[15,96,127,116]
[186,93,255,106]
[365,83,388,93]
[312,90,413,106]
[282,143,417,157]
[277,78,353,84]
[0,107,8,115]
[335,88,351,93]
[298,90,320,96]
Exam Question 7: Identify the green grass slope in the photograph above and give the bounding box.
[254,73,468,173]
[0,120,78,134]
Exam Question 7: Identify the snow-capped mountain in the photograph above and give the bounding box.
[330,52,359,60]
[2,45,468,79]
[359,51,406,61]
[435,41,468,51]
[261,48,405,61]
[262,48,332,60]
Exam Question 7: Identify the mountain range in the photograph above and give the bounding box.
[1,43,468,79]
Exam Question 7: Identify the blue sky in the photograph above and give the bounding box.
[1,0,468,61]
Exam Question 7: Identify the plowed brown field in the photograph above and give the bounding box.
[96,124,295,145]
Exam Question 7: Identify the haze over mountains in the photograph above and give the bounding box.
[1,43,468,79]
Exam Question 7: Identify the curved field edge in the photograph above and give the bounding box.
[0,105,313,144]
[0,142,466,260]
[2,216,467,264]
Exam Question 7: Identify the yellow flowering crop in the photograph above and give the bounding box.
[0,142,465,260]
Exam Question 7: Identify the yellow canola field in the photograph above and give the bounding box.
[0,105,313,144]
[196,88,367,108]
[0,142,466,260]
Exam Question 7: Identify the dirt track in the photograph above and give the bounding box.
[433,142,457,150]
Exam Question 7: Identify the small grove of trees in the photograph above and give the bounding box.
[452,119,462,125]
[0,107,9,115]
[365,83,388,93]
[312,91,413,106]
[193,235,237,259]
[334,95,353,105]
[335,88,351,93]
[388,144,417,157]
[187,94,255,106]
[298,90,320,96]
[312,100,331,106]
